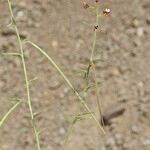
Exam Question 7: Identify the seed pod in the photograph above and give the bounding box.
[94,25,99,30]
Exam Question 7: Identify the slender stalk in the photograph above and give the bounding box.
[92,63,105,128]
[90,7,99,62]
[0,100,21,128]
[62,123,74,150]
[25,41,105,134]
[0,52,21,57]
[7,0,40,149]
[90,6,105,129]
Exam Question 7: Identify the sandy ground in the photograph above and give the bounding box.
[0,0,150,150]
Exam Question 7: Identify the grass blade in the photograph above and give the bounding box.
[0,100,21,128]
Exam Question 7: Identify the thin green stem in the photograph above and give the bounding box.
[90,6,105,130]
[7,0,40,149]
[0,100,21,128]
[92,63,105,128]
[62,123,74,150]
[0,52,21,57]
[90,7,99,62]
[25,41,105,134]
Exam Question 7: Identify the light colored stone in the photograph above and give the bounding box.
[114,133,124,145]
[52,40,58,48]
[131,19,140,28]
[105,137,116,147]
[136,28,144,37]
[131,125,141,134]
[59,127,66,135]
[142,139,150,146]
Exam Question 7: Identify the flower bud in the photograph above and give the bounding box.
[83,2,90,9]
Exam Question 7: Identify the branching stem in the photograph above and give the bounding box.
[7,1,40,149]
[25,41,105,134]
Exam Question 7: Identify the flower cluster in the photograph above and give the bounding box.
[83,1,111,16]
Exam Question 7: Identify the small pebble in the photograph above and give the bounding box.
[131,125,140,134]
[131,19,140,28]
[52,40,58,48]
[17,11,25,18]
[59,127,66,135]
[109,67,120,76]
[114,133,124,146]
[142,139,150,146]
[136,27,144,37]
[48,80,61,90]
[105,137,116,147]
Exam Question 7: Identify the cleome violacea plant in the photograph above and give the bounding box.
[0,0,111,150]
[62,1,111,149]
[82,0,111,129]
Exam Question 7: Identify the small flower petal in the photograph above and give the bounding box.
[103,8,111,16]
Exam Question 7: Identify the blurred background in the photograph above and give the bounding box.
[0,0,150,149]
